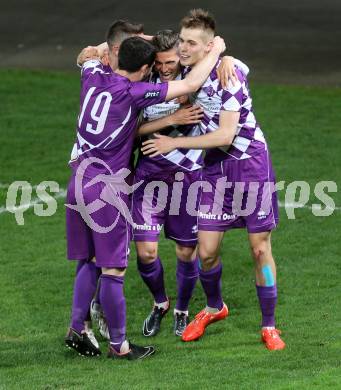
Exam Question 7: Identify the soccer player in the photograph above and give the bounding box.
[72,19,148,344]
[133,30,249,338]
[65,24,226,361]
[142,9,286,350]
[133,30,204,337]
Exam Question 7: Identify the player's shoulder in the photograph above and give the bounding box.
[235,66,246,84]
[81,60,119,87]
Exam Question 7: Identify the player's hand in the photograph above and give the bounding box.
[100,49,109,66]
[212,36,226,55]
[141,134,176,157]
[217,56,237,88]
[170,105,204,125]
[174,94,190,105]
[77,46,99,66]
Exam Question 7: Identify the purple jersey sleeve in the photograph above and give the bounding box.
[129,81,168,110]
[81,59,109,83]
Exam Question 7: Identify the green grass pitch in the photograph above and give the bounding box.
[0,69,340,389]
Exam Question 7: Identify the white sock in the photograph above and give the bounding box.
[155,300,169,310]
[174,309,188,316]
[110,340,130,354]
[205,306,220,314]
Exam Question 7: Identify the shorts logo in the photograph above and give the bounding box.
[144,91,160,98]
[192,225,198,234]
[257,210,267,220]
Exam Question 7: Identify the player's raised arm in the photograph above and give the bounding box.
[141,110,240,157]
[165,36,226,101]
[76,43,109,67]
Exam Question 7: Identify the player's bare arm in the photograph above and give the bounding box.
[141,110,240,157]
[76,43,110,66]
[76,46,99,66]
[165,36,226,101]
[137,105,204,136]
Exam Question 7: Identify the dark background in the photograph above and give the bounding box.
[1,0,340,86]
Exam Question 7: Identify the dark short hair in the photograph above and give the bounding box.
[118,37,156,73]
[180,9,215,34]
[106,19,144,48]
[152,29,179,52]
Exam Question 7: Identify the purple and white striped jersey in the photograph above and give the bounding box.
[71,60,168,177]
[189,61,267,164]
[137,73,203,173]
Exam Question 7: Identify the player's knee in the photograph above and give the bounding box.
[198,248,219,270]
[175,245,196,261]
[137,248,158,263]
[101,267,126,277]
[250,242,269,262]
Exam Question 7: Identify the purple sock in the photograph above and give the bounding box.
[99,274,126,352]
[256,285,277,327]
[199,262,223,310]
[70,261,100,333]
[176,257,199,312]
[137,257,167,304]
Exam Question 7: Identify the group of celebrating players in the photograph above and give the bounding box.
[65,9,285,361]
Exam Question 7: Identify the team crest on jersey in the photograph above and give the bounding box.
[144,91,160,98]
[202,85,215,98]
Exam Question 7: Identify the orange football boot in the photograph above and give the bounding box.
[182,303,228,342]
[261,328,286,350]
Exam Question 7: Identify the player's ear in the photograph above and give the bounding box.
[206,39,214,53]
[140,64,150,77]
[112,45,120,57]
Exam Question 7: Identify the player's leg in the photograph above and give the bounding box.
[74,259,102,346]
[164,169,200,335]
[66,258,102,355]
[249,231,277,327]
[181,163,233,341]
[182,230,228,342]
[132,168,170,336]
[70,258,101,333]
[65,175,101,356]
[136,241,168,307]
[173,244,198,336]
[242,149,284,350]
[198,230,224,309]
[136,241,170,336]
[100,266,155,360]
[248,231,285,350]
